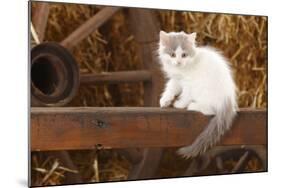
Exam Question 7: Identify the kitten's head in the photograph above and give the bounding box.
[158,31,197,68]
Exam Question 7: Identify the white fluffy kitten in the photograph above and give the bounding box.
[158,31,237,159]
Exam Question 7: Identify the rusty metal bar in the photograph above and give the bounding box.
[80,70,152,84]
[61,7,120,49]
[31,107,267,151]
[32,2,50,42]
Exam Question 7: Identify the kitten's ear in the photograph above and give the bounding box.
[160,31,169,45]
[188,32,197,44]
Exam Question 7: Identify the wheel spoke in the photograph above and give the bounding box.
[32,2,50,42]
[216,156,224,172]
[231,151,250,173]
[117,148,143,165]
[128,148,163,180]
[61,7,120,49]
[183,159,199,176]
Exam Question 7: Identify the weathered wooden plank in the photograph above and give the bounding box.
[80,70,151,85]
[61,7,120,49]
[30,107,267,151]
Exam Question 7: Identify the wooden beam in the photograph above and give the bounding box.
[32,2,50,42]
[128,9,163,106]
[30,108,267,151]
[80,70,152,85]
[128,9,163,179]
[61,7,120,49]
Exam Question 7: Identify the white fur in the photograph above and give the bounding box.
[159,33,236,115]
[158,31,237,158]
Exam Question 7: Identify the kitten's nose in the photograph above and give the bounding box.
[176,61,181,65]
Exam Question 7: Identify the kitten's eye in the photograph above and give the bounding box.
[182,53,187,58]
[170,53,176,58]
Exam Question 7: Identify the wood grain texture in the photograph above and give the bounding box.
[128,9,163,106]
[80,70,151,85]
[127,9,163,179]
[31,107,267,151]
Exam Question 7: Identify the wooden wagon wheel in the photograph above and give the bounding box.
[183,145,267,176]
[31,3,164,184]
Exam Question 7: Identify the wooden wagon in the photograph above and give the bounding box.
[30,3,267,186]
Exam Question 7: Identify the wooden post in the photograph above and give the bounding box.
[128,9,163,106]
[127,8,164,179]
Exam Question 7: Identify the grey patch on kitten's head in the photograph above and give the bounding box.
[160,31,197,56]
[159,31,197,67]
[160,31,196,46]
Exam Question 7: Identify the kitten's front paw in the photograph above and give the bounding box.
[160,97,172,107]
[173,100,188,109]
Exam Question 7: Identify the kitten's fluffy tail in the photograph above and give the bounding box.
[177,98,236,159]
